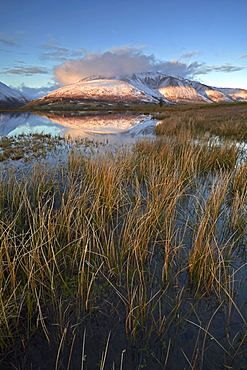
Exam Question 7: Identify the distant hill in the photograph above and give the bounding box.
[0,82,31,108]
[24,72,247,109]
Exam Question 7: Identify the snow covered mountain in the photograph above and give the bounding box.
[216,87,247,101]
[25,72,247,108]
[29,76,167,107]
[124,73,236,104]
[0,82,31,108]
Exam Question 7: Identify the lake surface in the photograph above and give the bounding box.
[0,112,158,142]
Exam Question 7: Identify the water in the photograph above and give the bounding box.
[1,112,247,369]
[0,111,158,142]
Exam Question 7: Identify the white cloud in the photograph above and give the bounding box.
[13,83,60,98]
[109,44,147,54]
[180,51,202,59]
[54,47,204,85]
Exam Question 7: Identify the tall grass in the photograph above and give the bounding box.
[155,103,247,141]
[0,126,247,369]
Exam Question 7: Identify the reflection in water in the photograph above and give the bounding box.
[0,112,66,137]
[42,112,148,133]
[0,112,158,141]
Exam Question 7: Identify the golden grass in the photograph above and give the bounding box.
[0,124,247,368]
[155,103,247,141]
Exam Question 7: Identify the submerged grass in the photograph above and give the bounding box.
[0,133,66,162]
[0,119,247,369]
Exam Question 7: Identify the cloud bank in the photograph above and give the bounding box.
[54,48,203,85]
[14,83,60,98]
[54,48,245,86]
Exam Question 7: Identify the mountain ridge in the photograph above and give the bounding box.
[0,82,31,108]
[24,72,247,108]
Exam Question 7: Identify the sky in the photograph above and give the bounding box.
[1,0,246,97]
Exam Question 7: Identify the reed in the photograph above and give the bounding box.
[0,124,247,369]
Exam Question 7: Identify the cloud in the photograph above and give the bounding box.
[0,36,21,47]
[181,51,201,59]
[0,48,12,53]
[14,30,28,35]
[0,32,23,48]
[109,44,147,54]
[40,41,71,61]
[40,40,86,61]
[54,47,204,85]
[239,54,247,60]
[194,63,245,75]
[14,83,60,98]
[4,66,49,76]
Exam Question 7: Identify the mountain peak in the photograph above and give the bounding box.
[0,82,31,108]
[24,72,247,109]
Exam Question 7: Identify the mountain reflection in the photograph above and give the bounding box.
[0,112,155,139]
[40,112,147,134]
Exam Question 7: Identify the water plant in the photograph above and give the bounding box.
[0,111,247,369]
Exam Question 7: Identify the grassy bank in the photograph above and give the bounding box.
[155,102,247,141]
[1,99,247,115]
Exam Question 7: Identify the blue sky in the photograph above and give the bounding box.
[1,0,246,97]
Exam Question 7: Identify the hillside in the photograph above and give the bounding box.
[24,72,247,109]
[0,82,31,108]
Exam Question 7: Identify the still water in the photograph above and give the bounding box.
[0,111,157,141]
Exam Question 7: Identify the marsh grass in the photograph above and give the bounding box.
[155,103,247,141]
[0,122,247,369]
[0,133,66,162]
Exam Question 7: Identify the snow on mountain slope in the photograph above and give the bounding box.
[216,87,247,101]
[120,73,235,104]
[26,72,247,108]
[38,78,164,104]
[121,72,170,104]
[204,89,233,103]
[0,82,31,108]
[159,85,212,104]
[230,90,247,101]
[119,73,171,104]
[157,76,227,104]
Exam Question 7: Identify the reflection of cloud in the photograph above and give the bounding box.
[54,47,203,85]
